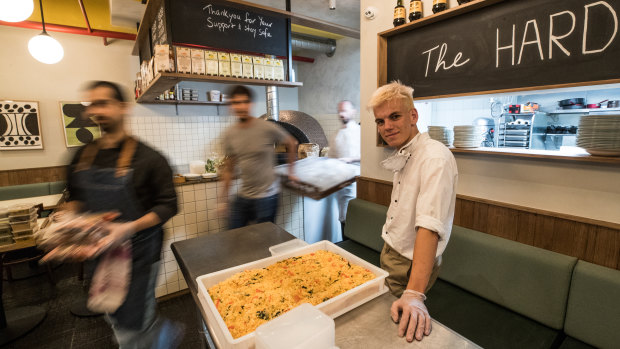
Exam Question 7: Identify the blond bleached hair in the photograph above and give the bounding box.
[367,81,415,112]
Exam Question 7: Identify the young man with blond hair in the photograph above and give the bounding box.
[368,81,458,343]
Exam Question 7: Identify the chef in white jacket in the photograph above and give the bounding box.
[328,100,361,234]
[368,82,458,343]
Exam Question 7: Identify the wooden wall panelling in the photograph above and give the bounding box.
[356,177,392,207]
[357,177,619,270]
[551,218,588,259]
[471,201,489,233]
[0,166,67,187]
[457,199,475,230]
[533,215,556,251]
[590,227,619,269]
[515,211,537,246]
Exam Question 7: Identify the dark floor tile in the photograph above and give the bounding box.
[2,263,204,349]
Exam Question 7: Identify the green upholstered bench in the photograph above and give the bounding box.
[426,226,577,349]
[48,181,67,195]
[0,181,66,200]
[558,261,620,349]
[336,199,387,267]
[0,183,49,200]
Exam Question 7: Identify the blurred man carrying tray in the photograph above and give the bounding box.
[44,81,182,348]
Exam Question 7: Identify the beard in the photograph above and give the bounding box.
[95,116,121,133]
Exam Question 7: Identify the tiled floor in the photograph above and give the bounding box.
[2,259,203,349]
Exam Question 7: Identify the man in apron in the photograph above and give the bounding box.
[64,81,181,348]
[368,82,458,343]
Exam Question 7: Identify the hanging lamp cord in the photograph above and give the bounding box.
[38,0,46,34]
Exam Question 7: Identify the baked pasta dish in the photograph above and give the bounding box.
[208,250,375,338]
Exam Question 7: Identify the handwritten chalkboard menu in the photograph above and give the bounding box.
[151,3,168,47]
[385,0,620,98]
[169,0,288,57]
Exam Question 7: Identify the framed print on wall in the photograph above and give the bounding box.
[59,102,101,147]
[0,100,44,150]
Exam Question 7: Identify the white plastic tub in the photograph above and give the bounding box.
[254,303,334,349]
[268,239,308,256]
[196,240,388,349]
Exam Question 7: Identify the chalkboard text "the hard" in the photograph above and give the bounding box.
[495,1,618,67]
[422,43,471,77]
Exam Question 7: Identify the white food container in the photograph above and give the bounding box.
[196,240,388,349]
[268,239,308,256]
[255,303,335,349]
[189,160,206,175]
[208,90,221,102]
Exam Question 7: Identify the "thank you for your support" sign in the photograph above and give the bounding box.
[169,0,288,57]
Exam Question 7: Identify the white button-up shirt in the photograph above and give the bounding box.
[382,132,458,260]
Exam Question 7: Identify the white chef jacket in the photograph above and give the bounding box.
[381,132,458,260]
[328,120,361,160]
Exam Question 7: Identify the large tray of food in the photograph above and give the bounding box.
[196,240,388,349]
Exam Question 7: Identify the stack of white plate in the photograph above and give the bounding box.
[577,114,620,156]
[453,125,486,148]
[428,126,453,146]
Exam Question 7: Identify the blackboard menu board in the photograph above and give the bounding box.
[386,0,620,98]
[151,3,168,47]
[169,0,288,57]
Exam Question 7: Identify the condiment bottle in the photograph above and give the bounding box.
[432,0,447,14]
[393,0,406,27]
[409,0,422,21]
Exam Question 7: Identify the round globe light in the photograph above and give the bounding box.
[28,33,64,64]
[0,0,34,22]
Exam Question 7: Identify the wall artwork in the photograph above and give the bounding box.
[0,100,43,150]
[59,102,100,147]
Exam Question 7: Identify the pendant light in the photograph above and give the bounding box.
[28,0,63,64]
[0,0,34,22]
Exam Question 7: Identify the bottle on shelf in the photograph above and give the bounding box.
[393,0,406,27]
[432,0,447,14]
[409,0,422,21]
[457,0,472,4]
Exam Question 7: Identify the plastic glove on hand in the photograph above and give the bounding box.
[390,289,432,342]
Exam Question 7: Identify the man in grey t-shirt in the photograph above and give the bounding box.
[221,85,297,229]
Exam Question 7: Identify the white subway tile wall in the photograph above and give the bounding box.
[128,115,235,172]
[128,114,305,297]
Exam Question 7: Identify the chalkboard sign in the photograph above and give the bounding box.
[385,0,620,98]
[169,0,288,57]
[151,3,168,47]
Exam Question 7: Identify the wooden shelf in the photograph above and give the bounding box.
[140,99,227,106]
[136,72,302,103]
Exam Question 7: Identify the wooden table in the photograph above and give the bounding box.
[172,222,480,348]
[0,194,64,211]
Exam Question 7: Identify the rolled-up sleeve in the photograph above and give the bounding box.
[148,154,178,223]
[414,157,457,252]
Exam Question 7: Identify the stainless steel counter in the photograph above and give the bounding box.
[172,222,480,348]
[336,293,480,348]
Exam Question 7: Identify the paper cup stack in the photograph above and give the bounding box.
[428,126,453,146]
[453,125,486,148]
[577,114,620,156]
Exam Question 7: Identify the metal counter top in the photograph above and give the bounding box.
[172,222,480,348]
[336,292,480,348]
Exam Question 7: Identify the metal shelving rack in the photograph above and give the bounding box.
[497,112,541,149]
